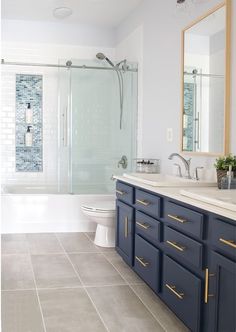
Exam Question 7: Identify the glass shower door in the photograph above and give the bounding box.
[59,59,138,194]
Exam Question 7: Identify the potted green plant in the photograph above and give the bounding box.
[214,154,236,188]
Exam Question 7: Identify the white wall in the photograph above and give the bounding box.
[2,19,115,47]
[115,26,143,157]
[116,0,236,175]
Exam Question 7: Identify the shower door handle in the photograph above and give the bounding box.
[63,107,68,147]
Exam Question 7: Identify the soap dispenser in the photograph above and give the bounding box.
[25,126,33,147]
[221,165,236,189]
[25,103,33,124]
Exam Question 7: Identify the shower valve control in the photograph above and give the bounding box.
[118,155,128,169]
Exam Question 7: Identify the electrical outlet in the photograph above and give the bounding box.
[167,128,173,142]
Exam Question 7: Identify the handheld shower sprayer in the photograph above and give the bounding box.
[96,52,125,130]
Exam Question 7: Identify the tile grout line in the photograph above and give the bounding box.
[129,283,169,332]
[84,232,139,286]
[54,233,110,332]
[84,233,168,331]
[28,253,48,332]
[84,232,129,285]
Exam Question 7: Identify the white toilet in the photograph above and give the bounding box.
[81,198,116,247]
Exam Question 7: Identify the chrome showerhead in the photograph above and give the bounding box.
[96,53,115,67]
[96,53,106,60]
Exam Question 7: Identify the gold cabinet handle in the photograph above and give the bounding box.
[135,256,149,267]
[124,217,128,238]
[166,240,186,252]
[136,221,150,230]
[167,214,187,224]
[116,190,126,196]
[219,238,236,249]
[165,284,184,300]
[204,268,215,304]
[136,199,150,207]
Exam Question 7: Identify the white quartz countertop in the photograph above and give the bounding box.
[114,175,236,221]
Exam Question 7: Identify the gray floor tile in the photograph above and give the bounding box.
[131,284,189,332]
[87,285,165,332]
[38,288,107,332]
[2,290,45,332]
[31,254,81,289]
[56,232,100,253]
[2,254,35,290]
[1,234,29,254]
[27,233,63,254]
[69,253,126,286]
[104,251,144,284]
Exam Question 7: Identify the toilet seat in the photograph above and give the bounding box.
[81,200,115,213]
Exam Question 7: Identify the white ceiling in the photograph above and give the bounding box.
[2,0,144,28]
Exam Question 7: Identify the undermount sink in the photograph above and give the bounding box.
[180,188,236,212]
[123,173,216,187]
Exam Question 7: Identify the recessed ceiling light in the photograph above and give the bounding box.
[53,7,73,19]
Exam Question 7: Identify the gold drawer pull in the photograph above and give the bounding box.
[166,240,186,252]
[204,268,215,304]
[124,217,128,238]
[219,238,236,249]
[167,214,187,224]
[135,256,149,267]
[116,190,126,196]
[165,284,184,300]
[136,199,150,207]
[136,221,150,230]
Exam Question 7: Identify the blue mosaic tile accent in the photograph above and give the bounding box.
[183,82,194,152]
[15,74,43,172]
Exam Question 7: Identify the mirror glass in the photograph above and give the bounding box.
[182,5,228,154]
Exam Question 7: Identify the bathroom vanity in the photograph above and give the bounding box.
[115,177,236,332]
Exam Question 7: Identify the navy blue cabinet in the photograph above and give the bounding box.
[207,251,236,332]
[162,255,202,332]
[134,234,160,293]
[116,200,134,266]
[115,180,236,332]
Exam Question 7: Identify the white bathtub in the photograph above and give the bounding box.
[1,185,115,234]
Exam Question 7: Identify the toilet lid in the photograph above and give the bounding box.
[82,200,115,212]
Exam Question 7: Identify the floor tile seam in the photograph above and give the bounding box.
[84,232,104,252]
[1,252,30,256]
[83,234,166,328]
[129,283,168,332]
[54,233,110,332]
[28,254,48,332]
[1,288,36,292]
[2,284,137,292]
[100,252,129,285]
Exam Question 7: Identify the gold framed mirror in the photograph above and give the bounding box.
[181,0,231,156]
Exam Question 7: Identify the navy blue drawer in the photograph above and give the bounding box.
[164,201,204,239]
[210,218,236,258]
[135,189,161,218]
[135,211,161,246]
[162,255,201,332]
[164,226,203,269]
[134,235,160,293]
[116,182,134,205]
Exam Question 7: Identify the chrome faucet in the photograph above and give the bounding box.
[118,155,128,169]
[168,153,191,179]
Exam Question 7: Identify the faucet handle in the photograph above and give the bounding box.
[173,163,182,178]
[194,167,204,181]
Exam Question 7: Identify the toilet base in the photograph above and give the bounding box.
[94,224,115,248]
